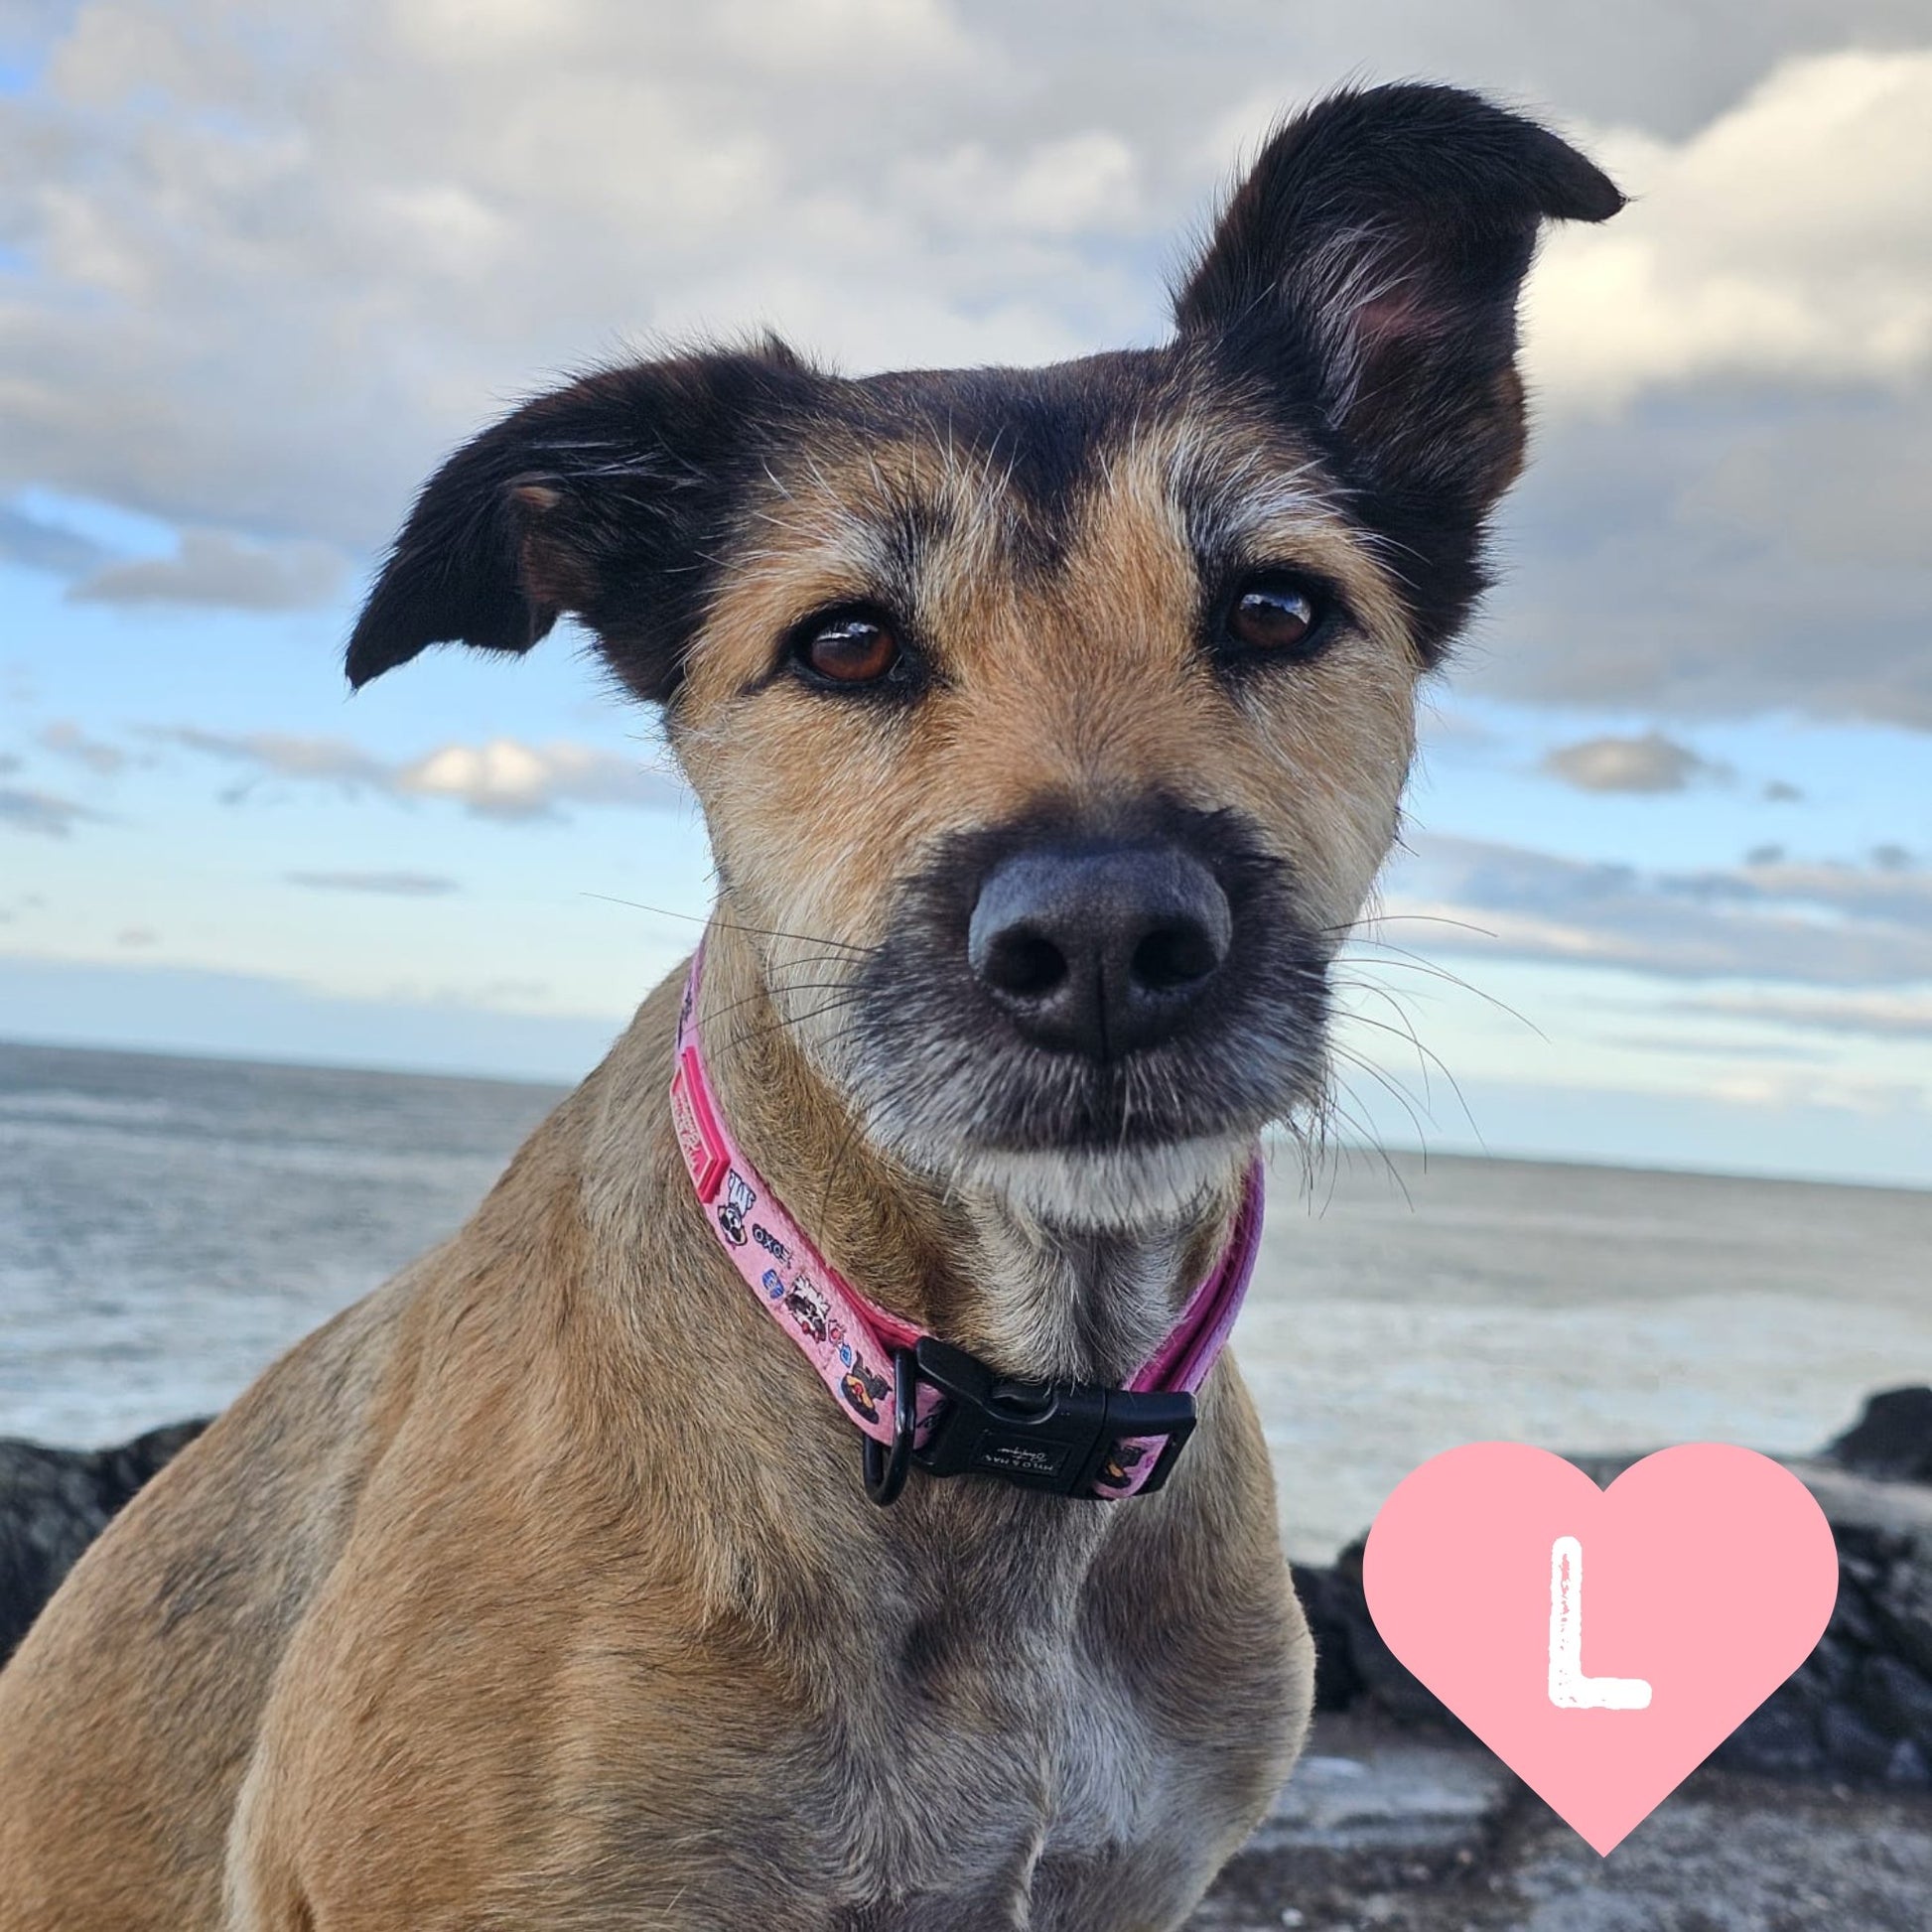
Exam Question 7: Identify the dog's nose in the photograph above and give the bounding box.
[967,844,1232,1058]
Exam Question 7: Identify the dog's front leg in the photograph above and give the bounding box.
[220,1742,309,1932]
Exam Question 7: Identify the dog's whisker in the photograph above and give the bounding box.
[1332,941,1547,1038]
[1328,1042,1434,1145]
[1331,991,1484,1144]
[582,893,879,958]
[1313,1079,1416,1210]
[716,997,869,1059]
[1335,982,1436,1109]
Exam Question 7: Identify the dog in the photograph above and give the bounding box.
[0,1421,208,1671]
[0,84,1619,1931]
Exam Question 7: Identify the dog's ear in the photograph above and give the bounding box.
[345,346,807,700]
[1174,85,1620,640]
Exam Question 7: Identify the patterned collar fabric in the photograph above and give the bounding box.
[668,944,1265,1500]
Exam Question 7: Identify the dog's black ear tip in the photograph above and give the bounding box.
[1571,168,1627,224]
[344,580,560,690]
[342,574,428,689]
[1516,120,1625,224]
[342,629,413,690]
[1276,80,1625,224]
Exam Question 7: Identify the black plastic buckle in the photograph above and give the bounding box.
[861,1335,1196,1505]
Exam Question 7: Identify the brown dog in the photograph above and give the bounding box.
[0,86,1619,1931]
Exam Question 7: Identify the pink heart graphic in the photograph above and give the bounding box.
[1362,1443,1839,1855]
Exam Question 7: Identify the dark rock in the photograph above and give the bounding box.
[1824,1386,1932,1482]
[1809,1630,1858,1694]
[1887,1739,1932,1789]
[1877,1555,1932,1682]
[1843,1550,1888,1591]
[0,1419,208,1666]
[1714,1698,1824,1779]
[1830,1574,1881,1647]
[1858,1654,1932,1745]
[1821,1702,1898,1782]
[1324,1539,1468,1738]
[1292,1561,1365,1713]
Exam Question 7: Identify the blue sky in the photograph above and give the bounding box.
[3,2,1929,1185]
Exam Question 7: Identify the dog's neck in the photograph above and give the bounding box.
[693,921,1244,1388]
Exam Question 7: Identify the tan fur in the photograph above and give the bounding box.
[0,418,1437,1932]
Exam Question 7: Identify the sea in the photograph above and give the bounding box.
[4,1036,1930,1561]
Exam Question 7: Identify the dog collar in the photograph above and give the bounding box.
[669,946,1264,1505]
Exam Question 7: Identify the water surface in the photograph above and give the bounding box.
[5,1038,1927,1559]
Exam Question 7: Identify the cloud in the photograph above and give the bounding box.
[1696,1067,1926,1117]
[1467,385,1932,729]
[1605,1032,1829,1063]
[285,870,459,896]
[0,1,1141,555]
[389,739,681,817]
[0,6,1914,541]
[68,528,345,611]
[155,727,387,789]
[39,719,127,773]
[1666,855,1932,927]
[0,8,1927,738]
[1375,834,1932,988]
[1540,731,1727,793]
[1672,990,1932,1042]
[158,726,687,818]
[0,784,104,836]
[1526,50,1932,405]
[0,501,106,575]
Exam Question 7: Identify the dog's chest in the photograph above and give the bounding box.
[793,1611,1211,1931]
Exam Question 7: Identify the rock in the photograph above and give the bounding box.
[1878,1553,1932,1682]
[1293,1541,1467,1739]
[1858,1654,1932,1747]
[1501,1770,1932,1932]
[1191,1714,1932,1932]
[1289,1449,1932,1793]
[1717,1698,1825,1780]
[0,1419,207,1666]
[1244,1717,1516,1863]
[1824,1386,1932,1482]
[1194,1715,1517,1928]
[1293,1561,1366,1713]
[1821,1702,1899,1782]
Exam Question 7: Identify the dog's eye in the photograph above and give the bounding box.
[795,611,901,686]
[1220,576,1330,660]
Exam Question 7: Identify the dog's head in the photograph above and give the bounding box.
[347,86,1619,1228]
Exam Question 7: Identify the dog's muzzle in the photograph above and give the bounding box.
[844,798,1331,1170]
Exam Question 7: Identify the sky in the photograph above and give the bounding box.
[1,0,1929,1186]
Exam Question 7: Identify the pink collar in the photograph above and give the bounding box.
[668,947,1264,1504]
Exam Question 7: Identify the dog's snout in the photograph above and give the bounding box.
[967,844,1232,1058]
